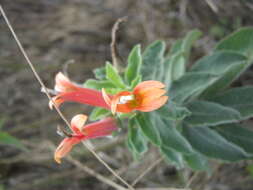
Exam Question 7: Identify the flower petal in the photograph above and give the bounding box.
[134,80,165,93]
[71,114,88,134]
[55,72,78,92]
[111,96,120,115]
[116,103,134,113]
[54,136,83,164]
[139,88,167,104]
[50,89,110,109]
[101,88,111,106]
[138,96,168,112]
[82,117,118,139]
[49,96,65,110]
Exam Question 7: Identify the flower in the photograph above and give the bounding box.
[102,80,168,114]
[49,72,109,109]
[54,114,118,163]
[49,72,168,114]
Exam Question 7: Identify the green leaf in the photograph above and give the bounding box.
[182,125,250,161]
[170,72,218,103]
[89,107,111,121]
[169,29,202,58]
[164,52,185,87]
[191,51,247,75]
[211,86,253,120]
[165,30,202,86]
[142,40,166,81]
[215,27,253,58]
[183,152,210,171]
[181,29,202,62]
[169,39,183,55]
[0,132,27,151]
[185,100,241,127]
[130,75,142,90]
[135,113,161,146]
[160,146,184,169]
[125,45,142,85]
[126,137,139,160]
[156,101,191,121]
[106,62,126,89]
[128,118,148,155]
[191,51,248,98]
[154,115,193,154]
[93,66,106,80]
[84,79,116,90]
[214,124,253,154]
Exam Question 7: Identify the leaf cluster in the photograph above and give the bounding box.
[85,28,253,171]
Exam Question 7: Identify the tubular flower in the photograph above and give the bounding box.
[49,72,109,109]
[54,114,118,163]
[102,80,168,114]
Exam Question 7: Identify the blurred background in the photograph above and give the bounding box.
[1,0,253,189]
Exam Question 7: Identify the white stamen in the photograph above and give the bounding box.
[118,95,134,104]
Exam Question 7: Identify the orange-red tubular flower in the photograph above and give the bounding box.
[102,81,168,114]
[54,114,118,164]
[49,72,110,109]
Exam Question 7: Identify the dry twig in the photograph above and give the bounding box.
[111,16,127,70]
[132,157,163,186]
[184,172,199,188]
[205,0,218,13]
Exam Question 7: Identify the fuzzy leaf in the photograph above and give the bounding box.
[154,115,193,154]
[125,45,142,85]
[191,51,248,98]
[156,101,191,121]
[160,146,184,169]
[164,52,185,87]
[169,39,183,55]
[106,62,126,89]
[130,75,142,90]
[182,29,202,61]
[215,27,253,58]
[211,86,253,120]
[191,51,247,75]
[93,67,106,80]
[135,113,161,146]
[183,152,210,171]
[89,107,110,121]
[170,72,218,103]
[169,29,202,59]
[128,118,148,155]
[185,100,241,127]
[126,137,140,160]
[183,125,251,161]
[165,29,202,85]
[142,41,166,81]
[214,124,253,154]
[84,79,116,90]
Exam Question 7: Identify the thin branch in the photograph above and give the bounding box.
[82,141,134,190]
[47,141,128,190]
[205,0,218,13]
[132,157,163,186]
[110,16,127,70]
[184,172,199,188]
[0,5,134,190]
[67,155,128,190]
